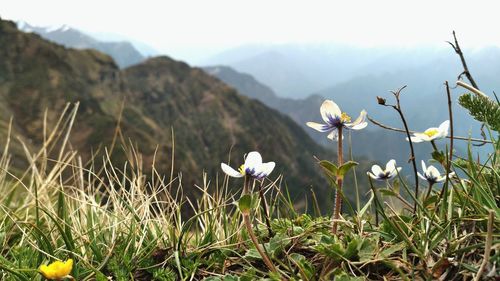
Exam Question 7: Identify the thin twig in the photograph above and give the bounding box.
[367,117,492,144]
[439,81,455,208]
[456,81,489,98]
[446,81,454,171]
[379,86,419,212]
[447,31,479,90]
[258,181,274,238]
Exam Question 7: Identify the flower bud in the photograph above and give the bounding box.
[376,96,386,105]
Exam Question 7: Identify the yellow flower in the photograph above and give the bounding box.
[39,259,73,280]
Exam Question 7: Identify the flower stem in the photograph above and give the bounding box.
[430,140,439,153]
[241,177,278,275]
[332,127,344,234]
[425,182,434,201]
[243,214,278,274]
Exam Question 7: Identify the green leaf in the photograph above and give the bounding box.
[392,179,400,194]
[344,237,359,259]
[319,160,358,179]
[267,234,290,258]
[432,150,445,164]
[315,235,345,261]
[238,195,253,214]
[358,237,378,262]
[380,242,406,258]
[337,161,359,177]
[289,253,315,280]
[358,191,374,218]
[319,160,338,176]
[244,247,262,260]
[203,277,222,281]
[379,188,398,197]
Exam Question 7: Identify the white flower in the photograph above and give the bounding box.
[367,159,402,181]
[221,151,275,179]
[306,100,368,140]
[408,120,449,143]
[418,160,454,184]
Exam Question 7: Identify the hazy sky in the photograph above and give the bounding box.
[2,0,499,61]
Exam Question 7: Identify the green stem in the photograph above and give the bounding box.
[332,127,344,234]
[424,182,434,201]
[430,140,439,153]
[368,177,379,227]
[349,130,360,212]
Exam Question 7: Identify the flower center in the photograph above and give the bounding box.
[424,128,439,138]
[340,112,351,123]
[238,165,246,175]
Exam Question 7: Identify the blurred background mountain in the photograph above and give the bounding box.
[0,13,496,211]
[16,21,148,68]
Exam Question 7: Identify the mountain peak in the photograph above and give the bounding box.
[12,20,145,68]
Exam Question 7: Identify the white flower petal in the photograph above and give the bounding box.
[421,160,427,172]
[438,120,450,136]
[221,163,243,178]
[306,122,331,132]
[326,130,344,140]
[408,135,424,143]
[367,171,379,180]
[244,151,263,170]
[320,100,341,123]
[258,162,275,178]
[346,110,367,130]
[389,167,402,178]
[371,165,383,176]
[417,172,427,181]
[413,132,432,141]
[435,176,446,183]
[427,166,441,178]
[349,122,368,130]
[385,159,396,172]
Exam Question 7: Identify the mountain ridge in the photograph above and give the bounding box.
[1,19,363,210]
[16,21,145,68]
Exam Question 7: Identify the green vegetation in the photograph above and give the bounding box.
[0,80,498,280]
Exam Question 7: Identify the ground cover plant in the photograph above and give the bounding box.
[0,39,499,281]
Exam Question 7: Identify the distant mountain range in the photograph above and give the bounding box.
[16,21,146,68]
[1,19,376,211]
[200,43,500,102]
[202,64,494,179]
